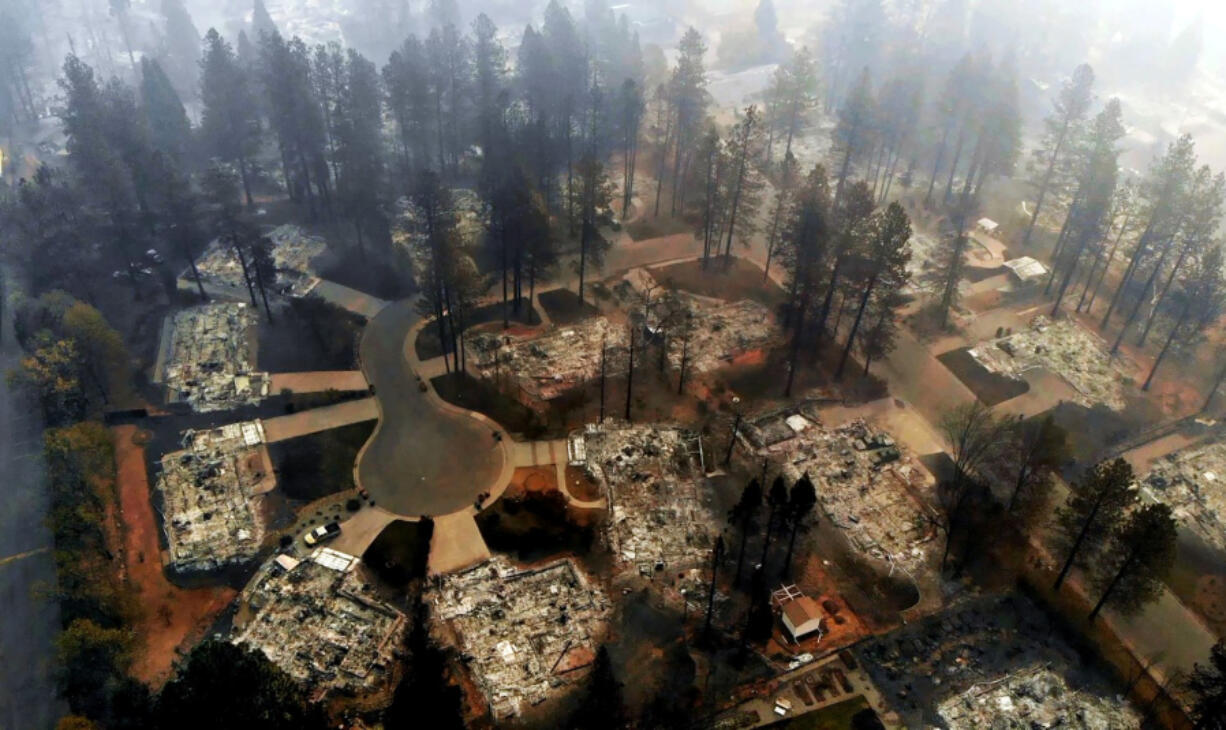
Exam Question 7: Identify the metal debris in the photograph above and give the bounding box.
[744,407,935,566]
[154,421,271,573]
[1143,438,1226,552]
[969,316,1127,410]
[430,557,611,720]
[232,547,407,702]
[193,224,325,297]
[163,303,270,412]
[572,422,714,571]
[467,318,628,402]
[938,666,1140,729]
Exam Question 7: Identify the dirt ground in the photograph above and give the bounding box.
[653,257,787,308]
[563,465,603,502]
[111,425,236,687]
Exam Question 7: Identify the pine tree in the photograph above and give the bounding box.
[1052,458,1136,590]
[574,154,614,303]
[812,181,874,360]
[729,480,763,586]
[763,152,798,280]
[836,202,910,379]
[759,477,788,569]
[471,14,507,158]
[1137,168,1226,346]
[618,78,645,219]
[407,169,460,372]
[780,164,833,396]
[200,30,261,205]
[160,0,202,95]
[1187,640,1226,729]
[1048,100,1124,316]
[1100,135,1196,337]
[1088,503,1177,620]
[831,68,875,207]
[720,105,766,266]
[200,162,260,307]
[666,28,708,215]
[384,36,433,173]
[251,0,278,40]
[764,48,819,165]
[259,33,331,218]
[1143,244,1225,391]
[333,49,386,256]
[424,23,471,178]
[140,58,193,166]
[782,476,817,576]
[1022,63,1095,246]
[820,0,885,109]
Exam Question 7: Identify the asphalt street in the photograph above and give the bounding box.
[356,299,504,516]
[0,274,65,729]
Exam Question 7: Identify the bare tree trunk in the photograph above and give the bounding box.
[1139,244,1190,346]
[836,273,878,379]
[1143,300,1190,390]
[1023,118,1071,247]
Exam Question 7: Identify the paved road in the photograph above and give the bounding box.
[355,300,505,516]
[0,274,65,729]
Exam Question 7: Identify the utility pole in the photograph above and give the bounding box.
[704,536,724,640]
[723,396,742,467]
[598,335,606,423]
[624,321,635,421]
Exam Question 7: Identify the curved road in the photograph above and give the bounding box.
[356,300,506,516]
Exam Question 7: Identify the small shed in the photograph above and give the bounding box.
[976,217,1000,235]
[1003,256,1049,285]
[781,596,824,641]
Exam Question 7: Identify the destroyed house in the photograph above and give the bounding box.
[154,421,271,573]
[572,423,715,571]
[233,548,406,702]
[466,317,628,404]
[431,558,610,720]
[161,303,270,412]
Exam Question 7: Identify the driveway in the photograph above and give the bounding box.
[355,300,506,516]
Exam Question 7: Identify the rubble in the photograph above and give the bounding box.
[666,298,779,374]
[744,406,934,566]
[569,423,714,571]
[938,666,1139,729]
[1143,438,1226,552]
[154,420,273,572]
[193,224,325,297]
[969,316,1127,410]
[466,318,628,402]
[863,594,1139,728]
[430,557,611,720]
[616,267,780,374]
[233,547,406,702]
[162,303,270,412]
[392,188,486,253]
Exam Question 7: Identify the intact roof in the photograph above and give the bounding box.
[1003,256,1048,282]
[977,217,999,231]
[782,596,822,629]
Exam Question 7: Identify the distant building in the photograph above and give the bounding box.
[976,217,1000,235]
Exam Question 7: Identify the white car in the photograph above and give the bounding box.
[304,522,341,546]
